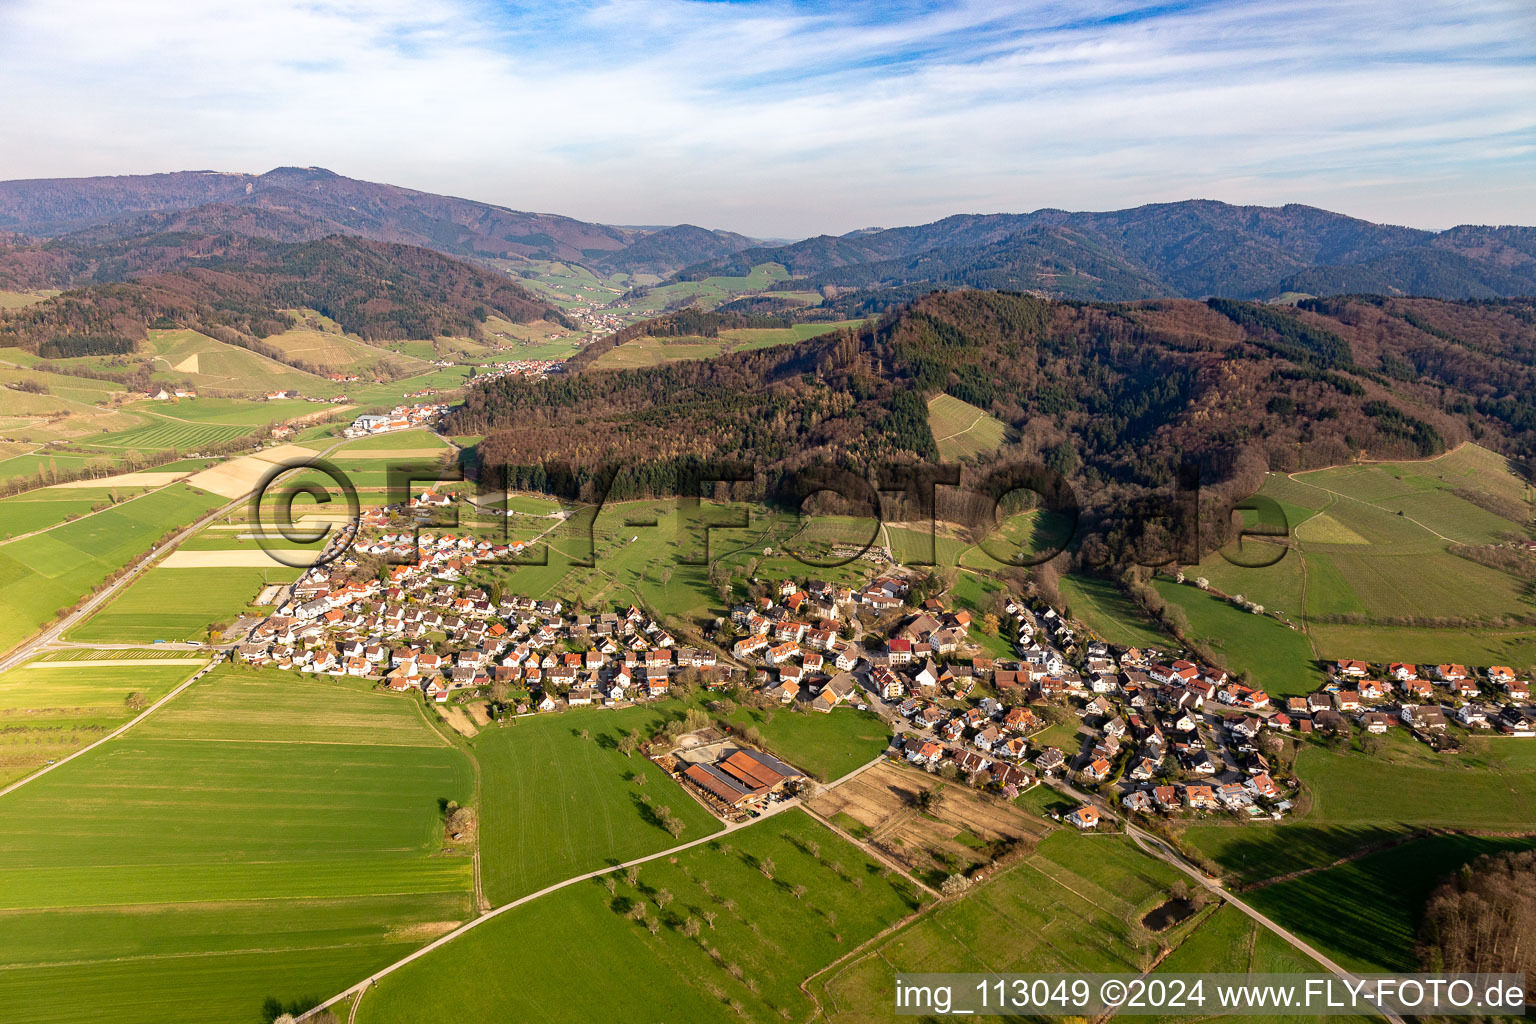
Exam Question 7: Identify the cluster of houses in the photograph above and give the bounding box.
[235,525,734,708]
[342,402,451,438]
[1298,659,1536,738]
[730,576,966,713]
[469,358,564,385]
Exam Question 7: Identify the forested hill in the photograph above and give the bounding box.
[0,233,569,352]
[453,290,1536,520]
[670,202,1536,302]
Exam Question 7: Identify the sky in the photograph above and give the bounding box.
[0,0,1533,237]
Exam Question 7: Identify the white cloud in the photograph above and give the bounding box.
[0,0,1531,235]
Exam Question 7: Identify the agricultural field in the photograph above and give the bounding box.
[262,314,433,374]
[68,564,301,643]
[1147,903,1369,1024]
[0,656,200,786]
[334,428,451,452]
[471,498,814,625]
[1178,822,1414,888]
[0,449,134,489]
[1190,445,1536,667]
[811,828,1201,1022]
[509,260,630,310]
[0,484,159,539]
[0,290,55,309]
[0,484,224,656]
[808,759,1051,886]
[1246,833,1536,973]
[0,371,140,443]
[0,668,476,1024]
[927,393,1010,461]
[473,703,724,904]
[1290,732,1536,827]
[355,810,925,1024]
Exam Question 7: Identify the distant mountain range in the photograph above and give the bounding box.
[672,203,1536,301]
[0,167,1532,300]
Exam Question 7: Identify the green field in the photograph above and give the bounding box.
[927,393,1010,460]
[1193,447,1536,666]
[1147,904,1369,1024]
[355,809,924,1024]
[1291,735,1536,827]
[262,321,432,373]
[69,565,301,643]
[0,484,224,656]
[723,706,889,781]
[474,704,724,904]
[813,828,1197,1022]
[0,485,158,539]
[0,669,476,1024]
[334,428,451,452]
[0,290,54,309]
[0,657,200,786]
[144,329,334,395]
[590,320,861,370]
[1153,579,1319,695]
[1247,833,1536,973]
[1060,573,1171,647]
[1179,822,1412,887]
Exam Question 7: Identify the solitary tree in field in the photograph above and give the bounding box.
[125,691,148,711]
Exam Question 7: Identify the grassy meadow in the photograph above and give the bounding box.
[589,320,861,370]
[1153,579,1320,695]
[927,393,1010,461]
[474,703,723,904]
[723,705,890,781]
[1246,833,1536,973]
[1192,445,1536,668]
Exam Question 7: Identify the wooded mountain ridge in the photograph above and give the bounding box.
[673,203,1536,302]
[453,290,1536,551]
[4,169,1533,300]
[0,232,566,353]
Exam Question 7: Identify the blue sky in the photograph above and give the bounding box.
[0,0,1532,236]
